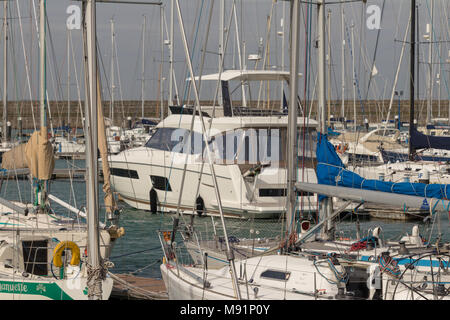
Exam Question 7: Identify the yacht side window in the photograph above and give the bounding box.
[260,269,291,281]
[145,128,205,154]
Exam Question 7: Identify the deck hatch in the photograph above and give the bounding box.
[260,269,291,281]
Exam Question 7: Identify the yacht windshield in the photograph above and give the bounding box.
[145,127,205,154]
[208,127,317,165]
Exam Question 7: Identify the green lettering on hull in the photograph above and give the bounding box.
[0,280,74,300]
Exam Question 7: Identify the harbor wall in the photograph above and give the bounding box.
[1,99,448,130]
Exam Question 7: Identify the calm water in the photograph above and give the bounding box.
[3,159,450,280]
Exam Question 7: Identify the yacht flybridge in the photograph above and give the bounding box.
[108,113,318,219]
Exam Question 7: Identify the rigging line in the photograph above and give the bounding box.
[186,0,215,218]
[69,29,85,133]
[255,0,275,110]
[184,0,205,106]
[300,0,310,217]
[112,26,126,121]
[365,0,385,102]
[15,0,36,131]
[6,5,22,120]
[180,0,203,105]
[45,13,63,129]
[210,0,237,114]
[428,1,450,101]
[128,16,143,119]
[345,20,365,121]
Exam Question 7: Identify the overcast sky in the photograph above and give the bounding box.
[2,0,449,116]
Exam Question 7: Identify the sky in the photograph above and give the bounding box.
[1,0,449,115]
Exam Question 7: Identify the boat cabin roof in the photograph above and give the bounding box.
[156,114,318,133]
[190,69,302,83]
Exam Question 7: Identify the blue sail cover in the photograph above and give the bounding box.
[316,132,450,205]
[411,127,450,151]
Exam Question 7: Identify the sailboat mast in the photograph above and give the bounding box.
[327,9,331,127]
[286,0,300,236]
[169,0,174,106]
[160,5,164,121]
[232,2,246,107]
[141,15,146,119]
[409,0,416,160]
[84,0,102,300]
[39,0,46,132]
[174,0,241,299]
[426,0,434,127]
[2,1,7,145]
[351,22,356,132]
[280,0,285,113]
[318,0,334,240]
[38,0,49,209]
[110,18,115,124]
[67,29,71,130]
[340,0,345,120]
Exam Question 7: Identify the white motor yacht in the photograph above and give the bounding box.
[108,114,319,219]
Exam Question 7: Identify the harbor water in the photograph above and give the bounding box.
[3,159,450,281]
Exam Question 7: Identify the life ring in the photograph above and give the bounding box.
[52,241,81,267]
[335,143,348,154]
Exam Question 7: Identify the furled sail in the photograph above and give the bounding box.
[1,129,54,180]
[97,72,116,216]
[316,132,450,202]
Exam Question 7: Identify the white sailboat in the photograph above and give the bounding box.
[159,0,450,301]
[158,0,355,300]
[0,0,124,300]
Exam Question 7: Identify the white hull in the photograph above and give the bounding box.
[110,149,318,219]
[108,114,320,219]
[160,255,343,300]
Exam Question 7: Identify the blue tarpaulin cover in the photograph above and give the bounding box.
[411,127,450,151]
[315,132,450,204]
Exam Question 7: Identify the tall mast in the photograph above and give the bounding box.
[340,0,345,120]
[84,0,102,300]
[110,18,115,124]
[169,0,174,106]
[67,28,71,130]
[280,0,285,112]
[174,0,241,299]
[327,9,331,127]
[232,2,246,107]
[2,1,7,145]
[160,5,164,121]
[318,0,334,240]
[286,0,300,236]
[409,0,416,160]
[141,15,146,119]
[39,0,46,133]
[426,0,434,127]
[38,0,48,209]
[219,0,224,68]
[351,22,356,132]
[218,0,225,107]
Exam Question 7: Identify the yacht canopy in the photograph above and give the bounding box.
[156,114,317,133]
[189,70,302,83]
